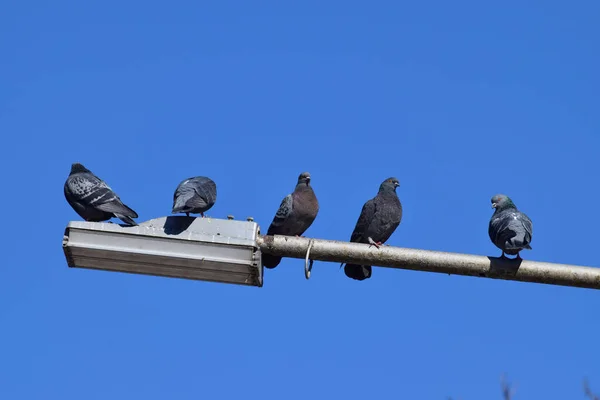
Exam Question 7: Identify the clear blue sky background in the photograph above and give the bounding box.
[1,1,598,399]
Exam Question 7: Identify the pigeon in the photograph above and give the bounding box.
[172,176,217,217]
[488,194,533,259]
[262,172,319,269]
[64,163,139,226]
[342,177,403,281]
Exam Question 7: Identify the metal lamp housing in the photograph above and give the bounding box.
[62,216,263,287]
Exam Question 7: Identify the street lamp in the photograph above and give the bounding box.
[62,216,263,287]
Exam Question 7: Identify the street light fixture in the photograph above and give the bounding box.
[62,216,263,287]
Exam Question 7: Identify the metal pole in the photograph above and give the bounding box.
[257,235,600,290]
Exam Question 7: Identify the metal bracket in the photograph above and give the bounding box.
[304,239,314,279]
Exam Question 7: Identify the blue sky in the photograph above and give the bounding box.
[1,1,599,398]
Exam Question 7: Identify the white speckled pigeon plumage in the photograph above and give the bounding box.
[64,163,138,226]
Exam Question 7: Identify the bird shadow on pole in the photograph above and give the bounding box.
[163,216,195,235]
[485,257,522,278]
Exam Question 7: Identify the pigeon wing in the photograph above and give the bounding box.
[489,212,517,247]
[267,194,293,235]
[350,198,376,243]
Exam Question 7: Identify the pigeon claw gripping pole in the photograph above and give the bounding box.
[304,239,315,279]
[368,237,382,249]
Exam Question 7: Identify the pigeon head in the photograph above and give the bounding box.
[491,194,516,211]
[379,177,400,192]
[297,172,311,186]
[70,163,91,174]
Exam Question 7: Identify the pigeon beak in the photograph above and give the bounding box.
[491,204,497,208]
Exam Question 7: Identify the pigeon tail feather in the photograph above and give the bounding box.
[120,203,138,219]
[172,196,191,214]
[115,213,138,226]
[262,254,282,269]
[344,264,372,281]
[96,201,138,219]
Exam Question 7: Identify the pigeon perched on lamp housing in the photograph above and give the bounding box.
[64,163,139,226]
[172,176,217,217]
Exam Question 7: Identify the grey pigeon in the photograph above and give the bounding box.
[489,194,533,259]
[172,176,217,217]
[343,177,403,281]
[64,163,139,226]
[262,172,319,269]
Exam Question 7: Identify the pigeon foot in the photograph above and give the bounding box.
[368,237,382,249]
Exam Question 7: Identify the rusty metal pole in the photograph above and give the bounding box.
[257,235,600,290]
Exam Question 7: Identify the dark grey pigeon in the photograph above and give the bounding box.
[64,163,139,226]
[262,172,319,269]
[172,176,217,217]
[489,194,533,259]
[342,177,403,281]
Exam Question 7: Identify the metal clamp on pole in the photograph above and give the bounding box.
[304,239,314,280]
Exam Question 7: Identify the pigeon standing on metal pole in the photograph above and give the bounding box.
[64,163,139,226]
[262,172,319,269]
[343,177,403,281]
[488,194,533,259]
[172,176,217,217]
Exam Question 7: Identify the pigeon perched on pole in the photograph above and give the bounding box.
[172,176,217,217]
[488,194,533,259]
[262,172,319,269]
[342,177,403,281]
[64,163,139,226]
